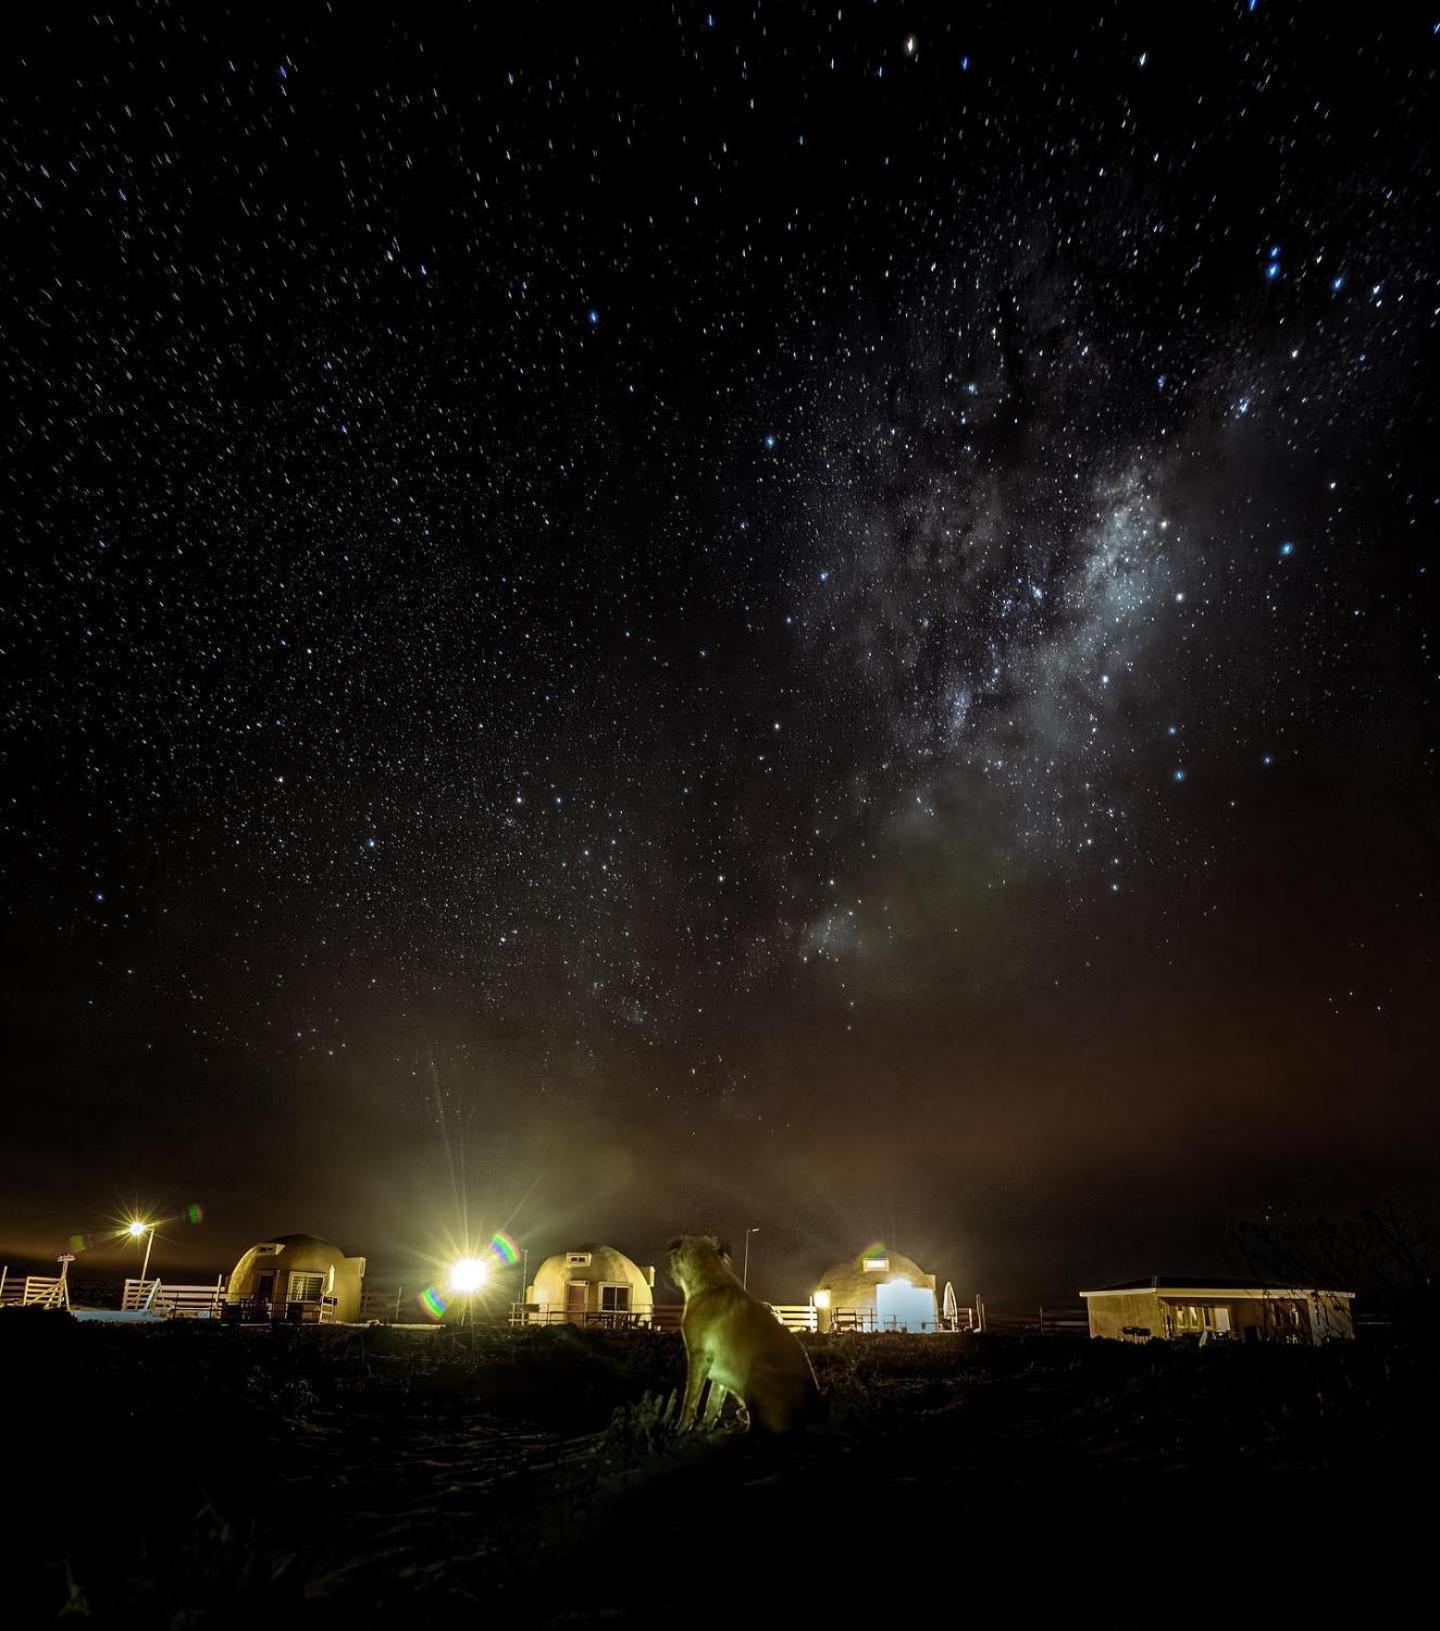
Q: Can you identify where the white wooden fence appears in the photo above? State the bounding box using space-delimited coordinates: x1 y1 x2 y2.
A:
501 1301 980 1336
0 1272 68 1309
786 1304 980 1334
121 1278 226 1318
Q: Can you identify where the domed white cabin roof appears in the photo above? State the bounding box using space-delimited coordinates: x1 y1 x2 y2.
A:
529 1243 655 1308
818 1244 936 1307
231 1232 354 1276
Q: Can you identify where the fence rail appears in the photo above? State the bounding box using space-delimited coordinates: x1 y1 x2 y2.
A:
769 1303 818 1332
979 1307 1089 1337
0 1274 68 1309
508 1303 685 1331
502 1301 984 1336
121 1278 226 1318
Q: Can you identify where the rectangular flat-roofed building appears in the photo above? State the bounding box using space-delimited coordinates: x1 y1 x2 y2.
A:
1079 1275 1355 1344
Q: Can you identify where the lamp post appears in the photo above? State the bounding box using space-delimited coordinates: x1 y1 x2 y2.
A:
742 1227 760 1291
128 1220 157 1286
446 1256 489 1344
57 1253 75 1312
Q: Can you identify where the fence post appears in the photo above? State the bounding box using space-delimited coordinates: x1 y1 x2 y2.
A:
1039 1305 1045 1336
0 1265 7 1304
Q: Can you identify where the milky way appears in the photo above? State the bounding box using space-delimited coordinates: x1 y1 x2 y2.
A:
2 5 1435 1290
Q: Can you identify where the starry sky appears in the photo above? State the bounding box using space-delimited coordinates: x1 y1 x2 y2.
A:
2 3 1436 1304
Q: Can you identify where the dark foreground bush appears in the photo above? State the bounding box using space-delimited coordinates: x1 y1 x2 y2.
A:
1 1313 1432 1626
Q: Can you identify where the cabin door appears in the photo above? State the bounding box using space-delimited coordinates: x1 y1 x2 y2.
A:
565 1281 587 1324
874 1280 937 1332
255 1271 276 1312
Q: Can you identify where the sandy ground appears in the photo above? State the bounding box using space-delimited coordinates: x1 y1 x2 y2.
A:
2 1314 1431 1626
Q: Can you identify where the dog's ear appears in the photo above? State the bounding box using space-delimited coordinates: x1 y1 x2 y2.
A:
714 1238 733 1265
666 1236 684 1254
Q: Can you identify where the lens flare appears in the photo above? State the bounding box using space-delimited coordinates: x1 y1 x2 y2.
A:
183 1202 204 1224
419 1285 448 1320
488 1231 519 1268
448 1257 489 1293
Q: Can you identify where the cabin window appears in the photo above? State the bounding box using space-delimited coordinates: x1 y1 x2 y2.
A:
566 1252 593 1267
600 1284 631 1313
1173 1304 1222 1331
863 1257 890 1273
288 1272 325 1303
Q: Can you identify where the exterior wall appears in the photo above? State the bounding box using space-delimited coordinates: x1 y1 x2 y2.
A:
1213 1297 1271 1342
228 1236 366 1322
1087 1288 1356 1343
1086 1291 1163 1341
818 1250 938 1314
1308 1293 1355 1342
526 1246 655 1322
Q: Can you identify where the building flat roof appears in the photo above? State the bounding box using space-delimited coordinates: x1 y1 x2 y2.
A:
1080 1275 1354 1298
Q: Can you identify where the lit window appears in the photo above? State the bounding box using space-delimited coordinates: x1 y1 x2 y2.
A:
566 1252 592 1267
863 1257 890 1273
600 1285 630 1313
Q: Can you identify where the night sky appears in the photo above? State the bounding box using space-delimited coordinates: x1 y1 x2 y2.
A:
2 4 1436 1304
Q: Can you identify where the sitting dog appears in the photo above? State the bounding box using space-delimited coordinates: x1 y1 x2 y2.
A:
667 1234 821 1433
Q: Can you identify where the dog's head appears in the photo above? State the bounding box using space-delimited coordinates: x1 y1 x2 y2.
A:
666 1234 732 1295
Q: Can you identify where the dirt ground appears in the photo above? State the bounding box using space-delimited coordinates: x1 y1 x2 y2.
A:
2 1313 1431 1627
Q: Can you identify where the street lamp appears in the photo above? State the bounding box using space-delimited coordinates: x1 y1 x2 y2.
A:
127 1219 157 1285
446 1256 489 1343
742 1226 760 1291
447 1257 489 1295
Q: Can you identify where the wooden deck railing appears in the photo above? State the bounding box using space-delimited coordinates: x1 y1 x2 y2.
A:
508 1303 686 1331
121 1278 226 1318
768 1303 819 1332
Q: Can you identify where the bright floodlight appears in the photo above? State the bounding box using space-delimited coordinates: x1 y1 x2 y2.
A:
127 1221 149 1237
448 1257 489 1294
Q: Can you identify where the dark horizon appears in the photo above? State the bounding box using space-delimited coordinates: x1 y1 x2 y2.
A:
2 4 1436 1311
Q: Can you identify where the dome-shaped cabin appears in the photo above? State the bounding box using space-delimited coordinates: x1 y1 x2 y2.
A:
228 1233 366 1323
524 1244 655 1327
816 1244 938 1332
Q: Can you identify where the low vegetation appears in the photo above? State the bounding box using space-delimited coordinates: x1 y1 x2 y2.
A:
2 1312 1431 1624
